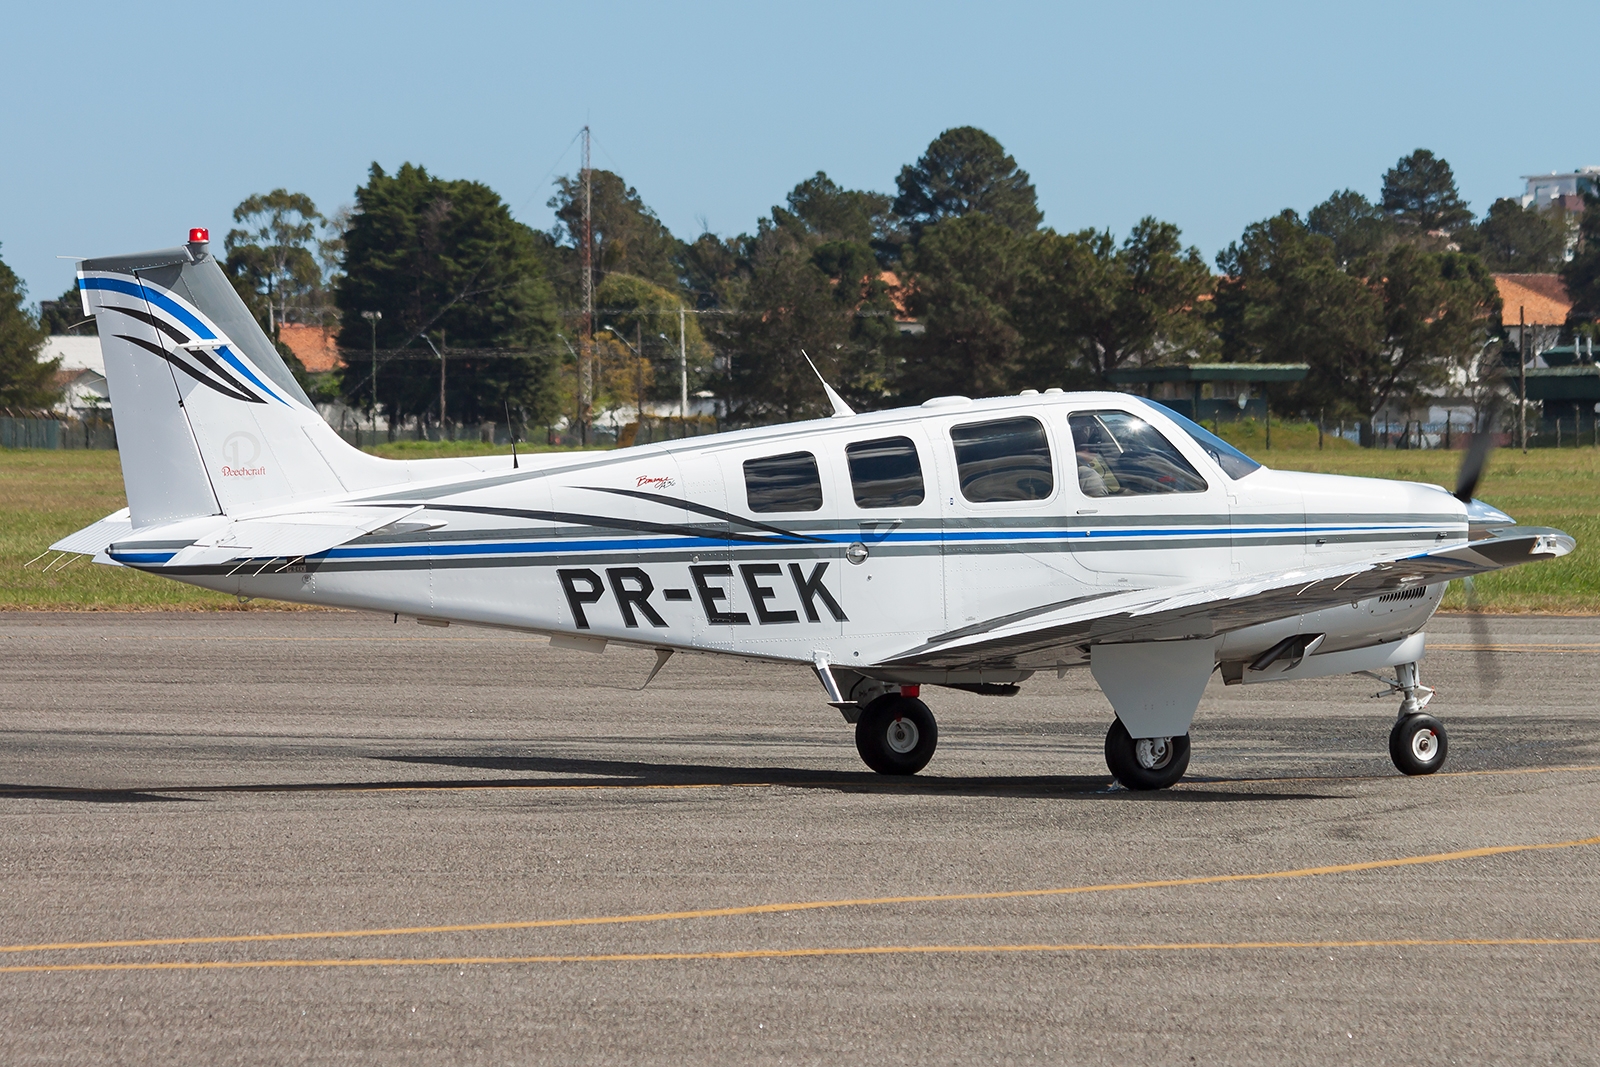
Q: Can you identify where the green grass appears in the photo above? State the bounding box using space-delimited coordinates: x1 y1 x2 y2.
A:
5 433 1596 612
0 450 244 609
1225 422 1600 613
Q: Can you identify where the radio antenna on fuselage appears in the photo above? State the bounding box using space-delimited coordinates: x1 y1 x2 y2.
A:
799 349 855 418
505 400 518 469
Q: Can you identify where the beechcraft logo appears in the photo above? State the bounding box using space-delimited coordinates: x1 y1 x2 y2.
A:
220 432 266 477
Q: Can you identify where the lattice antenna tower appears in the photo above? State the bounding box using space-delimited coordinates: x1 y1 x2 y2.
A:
580 126 593 445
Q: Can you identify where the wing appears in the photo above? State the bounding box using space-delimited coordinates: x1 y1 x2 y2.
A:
881 526 1573 672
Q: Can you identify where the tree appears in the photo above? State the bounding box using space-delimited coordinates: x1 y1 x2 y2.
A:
225 190 328 330
1019 218 1213 387
893 127 1042 246
1560 192 1600 324
38 285 96 335
897 215 1031 400
1307 189 1393 266
1381 149 1473 233
1213 210 1498 431
548 169 682 296
679 230 742 309
1459 197 1567 272
592 273 711 417
774 171 898 255
0 247 58 409
335 162 560 427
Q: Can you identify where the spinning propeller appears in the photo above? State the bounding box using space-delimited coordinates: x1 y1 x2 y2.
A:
1453 404 1502 689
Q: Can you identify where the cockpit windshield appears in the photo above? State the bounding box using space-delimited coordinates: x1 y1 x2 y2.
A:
1138 400 1262 480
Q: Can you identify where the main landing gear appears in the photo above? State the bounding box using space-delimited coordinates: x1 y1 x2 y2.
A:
1104 718 1191 790
855 693 938 775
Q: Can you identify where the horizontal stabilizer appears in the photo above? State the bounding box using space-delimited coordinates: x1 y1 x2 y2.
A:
50 508 132 555
162 506 430 567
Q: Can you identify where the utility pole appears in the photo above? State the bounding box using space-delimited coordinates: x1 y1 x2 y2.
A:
1520 305 1528 452
580 126 593 447
361 310 382 439
679 305 688 437
636 320 645 424
438 329 447 441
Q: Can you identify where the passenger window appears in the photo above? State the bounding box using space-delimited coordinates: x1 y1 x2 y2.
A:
950 417 1054 503
1068 411 1208 497
744 451 823 512
846 436 925 508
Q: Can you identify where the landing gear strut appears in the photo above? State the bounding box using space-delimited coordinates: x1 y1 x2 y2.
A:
1104 718 1190 790
855 694 938 775
1367 661 1449 775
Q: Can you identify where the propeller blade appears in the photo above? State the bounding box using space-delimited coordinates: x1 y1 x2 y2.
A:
1462 576 1501 692
1454 402 1500 503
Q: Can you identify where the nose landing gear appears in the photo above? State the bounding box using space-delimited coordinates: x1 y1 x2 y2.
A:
1364 661 1449 775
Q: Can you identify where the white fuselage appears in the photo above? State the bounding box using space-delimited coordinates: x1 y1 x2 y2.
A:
140 392 1459 680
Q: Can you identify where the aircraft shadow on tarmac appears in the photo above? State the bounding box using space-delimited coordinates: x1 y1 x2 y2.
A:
0 752 1337 804
373 752 1335 802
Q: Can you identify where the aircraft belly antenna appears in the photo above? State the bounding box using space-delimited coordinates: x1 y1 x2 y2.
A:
800 349 855 418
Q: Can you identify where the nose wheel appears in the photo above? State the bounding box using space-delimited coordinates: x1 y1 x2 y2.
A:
1363 662 1451 775
1390 714 1448 775
855 695 938 775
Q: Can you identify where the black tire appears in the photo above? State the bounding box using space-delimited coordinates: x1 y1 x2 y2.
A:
1104 718 1190 790
1389 714 1448 775
855 695 938 775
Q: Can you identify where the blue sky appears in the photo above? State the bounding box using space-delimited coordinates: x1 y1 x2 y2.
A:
2 0 1593 306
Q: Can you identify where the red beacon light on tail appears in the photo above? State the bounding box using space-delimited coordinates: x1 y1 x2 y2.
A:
188 227 209 244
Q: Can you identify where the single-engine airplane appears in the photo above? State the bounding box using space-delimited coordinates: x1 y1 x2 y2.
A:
48 231 1575 788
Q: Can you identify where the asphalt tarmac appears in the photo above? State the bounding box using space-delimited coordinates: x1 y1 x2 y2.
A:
1 609 1597 1066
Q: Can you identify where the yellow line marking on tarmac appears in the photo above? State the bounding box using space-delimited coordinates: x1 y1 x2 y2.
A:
5 835 1596 957
3 937 1598 974
1429 643 1600 652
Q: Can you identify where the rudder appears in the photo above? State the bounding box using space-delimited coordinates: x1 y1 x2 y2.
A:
80 230 395 528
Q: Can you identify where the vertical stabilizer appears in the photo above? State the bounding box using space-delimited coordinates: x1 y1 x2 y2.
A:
80 233 397 528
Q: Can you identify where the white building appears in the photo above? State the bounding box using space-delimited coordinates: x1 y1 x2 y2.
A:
38 335 110 417
1520 168 1600 211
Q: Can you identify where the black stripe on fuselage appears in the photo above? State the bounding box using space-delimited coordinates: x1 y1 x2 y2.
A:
419 503 814 545
578 485 827 542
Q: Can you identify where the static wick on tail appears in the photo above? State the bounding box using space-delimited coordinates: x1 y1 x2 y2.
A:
800 350 855 418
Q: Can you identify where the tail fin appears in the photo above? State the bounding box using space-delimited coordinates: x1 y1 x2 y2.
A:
79 233 395 529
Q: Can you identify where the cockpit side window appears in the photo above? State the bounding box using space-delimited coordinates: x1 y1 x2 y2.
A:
1068 411 1208 497
1138 399 1263 480
846 436 925 508
950 417 1054 503
744 451 823 512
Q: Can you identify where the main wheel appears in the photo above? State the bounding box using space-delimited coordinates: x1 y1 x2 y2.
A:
855 695 937 775
1389 714 1448 775
1104 718 1190 790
